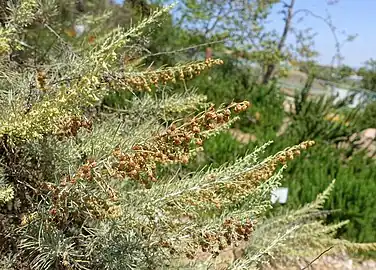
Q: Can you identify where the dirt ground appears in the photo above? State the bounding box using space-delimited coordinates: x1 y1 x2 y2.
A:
178 245 376 270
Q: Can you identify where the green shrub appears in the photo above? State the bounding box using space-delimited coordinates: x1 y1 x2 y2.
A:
282 144 376 243
357 101 376 130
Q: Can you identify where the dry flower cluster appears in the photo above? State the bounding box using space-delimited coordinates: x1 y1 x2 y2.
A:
35 102 251 230
193 218 256 258
35 70 48 92
172 141 316 212
39 168 116 227
156 218 256 260
56 116 93 139
107 58 224 91
110 101 250 185
244 140 316 183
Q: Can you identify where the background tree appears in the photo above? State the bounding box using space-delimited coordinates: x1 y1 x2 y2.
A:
338 65 354 80
166 0 356 84
358 59 376 91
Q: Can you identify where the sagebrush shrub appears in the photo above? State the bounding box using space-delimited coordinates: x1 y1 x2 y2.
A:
0 2 375 269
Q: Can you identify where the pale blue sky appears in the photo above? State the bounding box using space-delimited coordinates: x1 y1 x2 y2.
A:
115 0 375 68
270 0 376 68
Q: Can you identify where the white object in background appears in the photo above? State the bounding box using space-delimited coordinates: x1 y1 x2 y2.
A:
271 187 288 204
74 24 85 37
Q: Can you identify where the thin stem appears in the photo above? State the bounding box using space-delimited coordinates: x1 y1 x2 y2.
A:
301 246 334 270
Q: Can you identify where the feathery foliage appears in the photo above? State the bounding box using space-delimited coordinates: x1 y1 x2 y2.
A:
0 2 374 269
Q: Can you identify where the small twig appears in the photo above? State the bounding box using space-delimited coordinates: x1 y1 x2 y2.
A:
141 39 228 59
50 76 83 85
44 24 77 56
301 246 334 270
